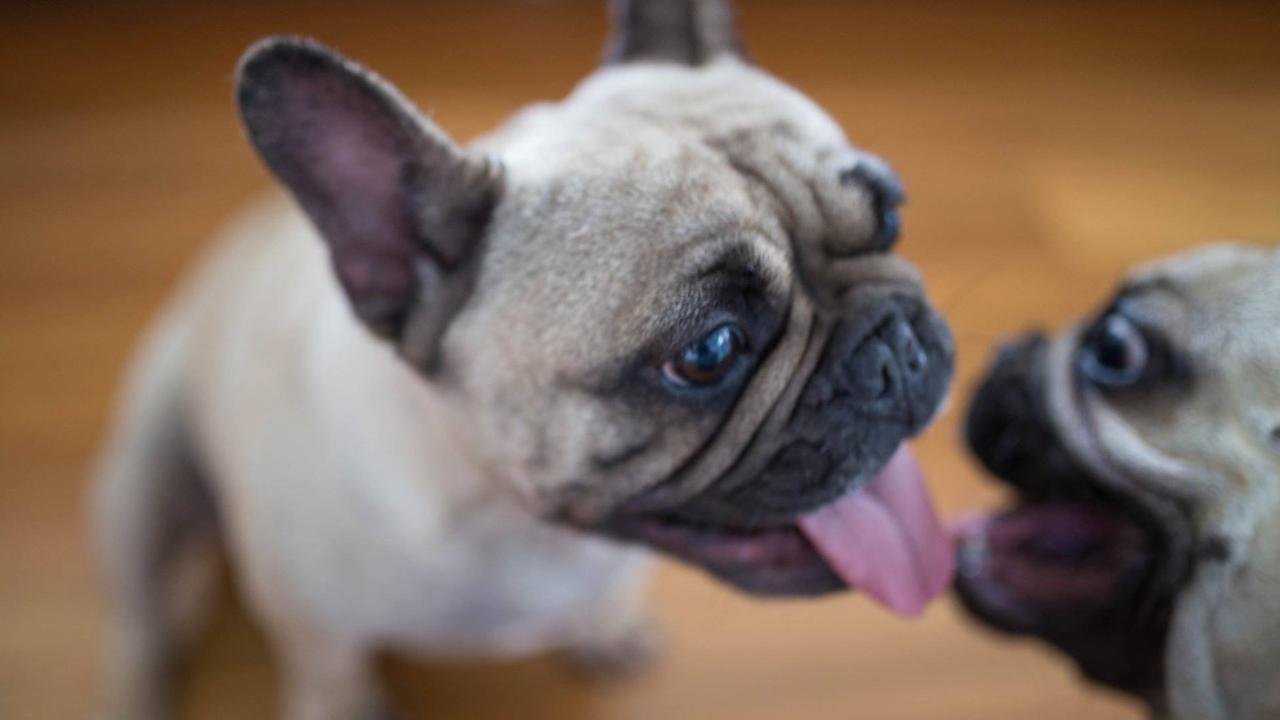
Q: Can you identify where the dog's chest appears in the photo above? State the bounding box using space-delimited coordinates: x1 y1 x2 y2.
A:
220 453 649 656
182 216 652 655
360 517 650 655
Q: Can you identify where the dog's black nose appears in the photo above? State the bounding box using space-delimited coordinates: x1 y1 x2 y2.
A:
890 315 929 378
966 333 1052 481
834 312 943 426
967 333 1101 496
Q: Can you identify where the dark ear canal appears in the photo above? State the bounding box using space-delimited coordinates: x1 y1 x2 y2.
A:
605 0 747 66
235 37 502 370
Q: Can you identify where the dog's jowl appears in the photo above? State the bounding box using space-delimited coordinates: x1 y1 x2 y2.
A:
957 244 1280 720
94 1 954 717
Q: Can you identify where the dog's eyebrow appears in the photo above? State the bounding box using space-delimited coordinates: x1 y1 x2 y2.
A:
691 243 762 280
677 240 782 296
1118 275 1181 302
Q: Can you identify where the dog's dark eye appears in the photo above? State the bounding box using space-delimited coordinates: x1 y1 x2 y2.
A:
664 324 747 387
1080 314 1148 388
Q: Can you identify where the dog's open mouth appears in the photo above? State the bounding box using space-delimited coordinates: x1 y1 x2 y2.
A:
954 496 1155 629
609 446 953 613
953 475 1190 698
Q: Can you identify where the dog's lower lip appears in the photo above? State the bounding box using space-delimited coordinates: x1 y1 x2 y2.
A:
953 482 1188 700
955 501 1152 614
604 513 845 596
621 515 811 566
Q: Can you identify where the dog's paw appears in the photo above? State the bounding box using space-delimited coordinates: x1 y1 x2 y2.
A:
561 618 661 680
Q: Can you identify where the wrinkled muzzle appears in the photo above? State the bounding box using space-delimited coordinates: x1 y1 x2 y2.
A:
672 287 954 526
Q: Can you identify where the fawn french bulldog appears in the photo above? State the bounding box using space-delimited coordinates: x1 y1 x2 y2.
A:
95 1 954 717
958 244 1280 719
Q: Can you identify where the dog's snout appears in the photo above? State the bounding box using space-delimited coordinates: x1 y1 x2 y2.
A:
967 376 1036 478
966 332 1058 484
839 331 895 401
836 314 935 412
676 304 953 525
891 316 928 376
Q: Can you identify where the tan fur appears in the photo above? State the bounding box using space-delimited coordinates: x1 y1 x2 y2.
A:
456 58 915 522
92 12 938 720
1043 244 1280 720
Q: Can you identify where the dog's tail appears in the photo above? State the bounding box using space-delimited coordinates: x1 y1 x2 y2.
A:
604 0 747 66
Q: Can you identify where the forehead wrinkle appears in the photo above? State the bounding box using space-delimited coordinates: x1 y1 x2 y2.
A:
1124 243 1276 314
1107 274 1194 350
1118 274 1186 308
612 231 788 347
1154 273 1273 361
670 229 788 289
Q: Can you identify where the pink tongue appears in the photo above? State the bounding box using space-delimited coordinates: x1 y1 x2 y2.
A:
797 446 954 617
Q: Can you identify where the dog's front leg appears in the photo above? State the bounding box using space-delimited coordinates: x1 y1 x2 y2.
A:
272 623 390 720
561 578 658 678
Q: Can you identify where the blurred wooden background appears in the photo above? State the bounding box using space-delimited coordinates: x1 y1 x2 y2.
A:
3 1 1279 718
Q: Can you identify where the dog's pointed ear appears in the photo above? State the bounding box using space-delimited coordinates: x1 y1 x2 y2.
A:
605 0 747 66
236 37 501 370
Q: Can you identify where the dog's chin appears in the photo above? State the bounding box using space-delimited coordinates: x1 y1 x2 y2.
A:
605 513 845 596
954 468 1190 700
604 444 956 606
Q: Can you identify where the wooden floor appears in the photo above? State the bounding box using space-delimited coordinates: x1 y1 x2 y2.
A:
3 1 1279 717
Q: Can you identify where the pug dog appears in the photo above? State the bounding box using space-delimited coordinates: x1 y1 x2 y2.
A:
956 243 1280 719
94 1 955 717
